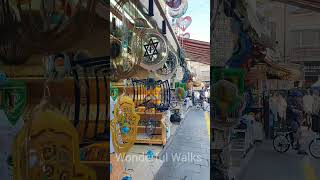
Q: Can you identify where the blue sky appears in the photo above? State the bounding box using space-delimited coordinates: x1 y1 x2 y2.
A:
183 0 210 42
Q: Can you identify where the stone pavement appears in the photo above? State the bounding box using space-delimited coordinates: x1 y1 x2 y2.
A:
240 128 320 180
154 110 210 180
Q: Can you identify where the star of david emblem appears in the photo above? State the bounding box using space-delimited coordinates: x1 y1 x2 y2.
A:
144 38 159 61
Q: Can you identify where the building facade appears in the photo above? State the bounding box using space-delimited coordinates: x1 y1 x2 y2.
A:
269 2 320 85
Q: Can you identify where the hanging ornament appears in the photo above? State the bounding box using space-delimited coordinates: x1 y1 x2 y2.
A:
0 71 8 84
111 96 140 155
111 1 142 80
165 0 182 9
134 29 168 71
176 16 192 31
168 0 188 18
155 49 178 80
179 32 190 39
213 80 245 127
0 0 31 65
44 53 72 80
0 80 27 126
175 87 186 102
212 3 235 67
15 0 96 53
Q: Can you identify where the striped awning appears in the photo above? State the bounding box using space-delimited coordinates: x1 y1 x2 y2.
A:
178 38 210 65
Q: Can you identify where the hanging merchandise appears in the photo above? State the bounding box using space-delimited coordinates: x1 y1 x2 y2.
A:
211 2 234 67
165 0 182 9
111 1 142 80
176 16 192 32
155 49 178 80
132 79 171 112
134 28 168 71
168 0 188 18
0 71 8 84
0 0 31 65
12 81 96 179
175 87 186 102
43 52 72 80
0 80 26 180
111 87 119 101
15 0 96 53
111 95 140 156
71 54 111 147
0 80 27 126
212 80 245 128
179 32 190 39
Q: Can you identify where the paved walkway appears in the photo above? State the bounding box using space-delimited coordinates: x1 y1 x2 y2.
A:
154 110 210 180
241 129 320 180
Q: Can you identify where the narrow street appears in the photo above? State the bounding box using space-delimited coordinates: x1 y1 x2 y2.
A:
241 129 320 180
154 110 210 180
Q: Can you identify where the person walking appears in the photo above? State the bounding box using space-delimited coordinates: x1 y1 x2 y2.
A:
303 89 313 130
286 90 307 155
312 89 320 131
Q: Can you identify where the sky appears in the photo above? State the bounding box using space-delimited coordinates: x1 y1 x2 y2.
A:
183 0 210 42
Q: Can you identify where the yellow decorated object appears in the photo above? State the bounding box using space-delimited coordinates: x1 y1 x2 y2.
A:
111 96 140 156
13 111 96 180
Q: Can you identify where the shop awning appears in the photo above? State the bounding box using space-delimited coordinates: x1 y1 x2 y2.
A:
272 0 320 12
179 38 210 65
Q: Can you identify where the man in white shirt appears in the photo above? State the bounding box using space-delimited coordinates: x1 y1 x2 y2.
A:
277 94 287 128
303 90 313 130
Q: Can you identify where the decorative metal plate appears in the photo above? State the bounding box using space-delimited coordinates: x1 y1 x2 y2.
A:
139 29 168 71
155 49 178 80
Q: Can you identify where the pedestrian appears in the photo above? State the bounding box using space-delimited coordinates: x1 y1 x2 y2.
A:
303 89 313 130
286 89 307 155
312 89 320 131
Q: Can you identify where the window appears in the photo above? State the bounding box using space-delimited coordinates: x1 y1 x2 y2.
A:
290 30 320 48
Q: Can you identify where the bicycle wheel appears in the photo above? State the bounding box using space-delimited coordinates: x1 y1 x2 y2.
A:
273 135 290 153
203 104 210 112
309 138 320 159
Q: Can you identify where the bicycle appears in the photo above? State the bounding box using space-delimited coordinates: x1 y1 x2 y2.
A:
273 128 296 153
195 99 210 111
309 132 320 159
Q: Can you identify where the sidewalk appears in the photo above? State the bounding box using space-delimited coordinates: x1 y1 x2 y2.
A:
154 110 210 180
240 127 320 180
